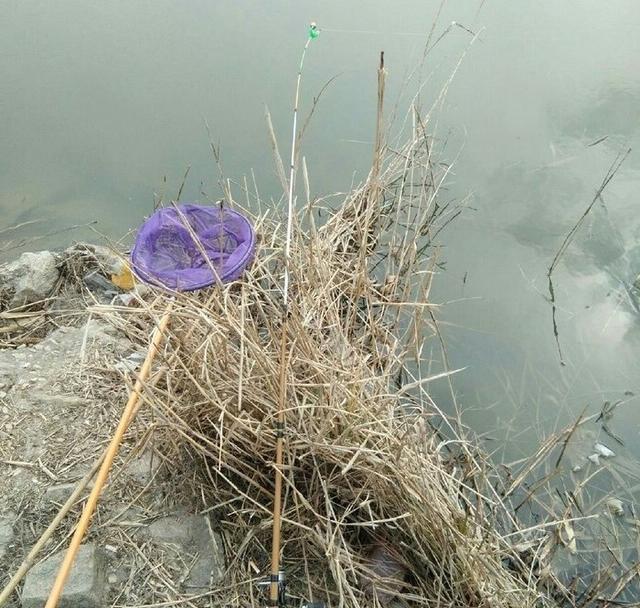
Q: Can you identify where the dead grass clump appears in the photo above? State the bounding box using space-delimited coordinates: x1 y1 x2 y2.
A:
98 116 552 608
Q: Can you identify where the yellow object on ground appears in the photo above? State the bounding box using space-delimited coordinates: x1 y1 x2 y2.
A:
111 265 135 290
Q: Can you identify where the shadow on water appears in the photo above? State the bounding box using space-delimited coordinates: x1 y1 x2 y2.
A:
556 83 640 145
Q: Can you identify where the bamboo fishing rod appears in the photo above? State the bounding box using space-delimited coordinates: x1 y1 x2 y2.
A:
44 303 173 608
268 22 319 607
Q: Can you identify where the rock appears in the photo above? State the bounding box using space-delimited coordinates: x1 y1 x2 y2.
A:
83 271 119 295
22 543 105 608
125 450 161 485
44 482 93 506
147 514 225 590
148 514 200 545
0 251 59 308
0 514 15 559
102 503 146 528
185 550 224 591
182 518 225 591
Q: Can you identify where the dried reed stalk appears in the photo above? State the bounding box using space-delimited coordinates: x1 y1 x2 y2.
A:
90 108 557 607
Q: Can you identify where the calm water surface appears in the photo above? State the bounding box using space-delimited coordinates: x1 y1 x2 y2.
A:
2 1 640 464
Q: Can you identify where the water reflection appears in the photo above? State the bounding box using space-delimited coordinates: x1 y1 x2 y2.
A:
557 84 640 145
485 164 585 254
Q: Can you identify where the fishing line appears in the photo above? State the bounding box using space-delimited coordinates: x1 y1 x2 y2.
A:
321 22 477 39
321 27 428 37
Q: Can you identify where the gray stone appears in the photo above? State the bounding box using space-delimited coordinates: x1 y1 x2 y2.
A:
148 514 198 545
0 251 59 308
44 483 93 506
22 544 105 608
183 536 225 591
147 515 225 589
102 503 146 527
0 514 15 559
124 450 161 485
83 271 118 294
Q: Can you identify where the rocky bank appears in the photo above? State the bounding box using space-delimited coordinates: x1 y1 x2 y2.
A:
0 246 226 608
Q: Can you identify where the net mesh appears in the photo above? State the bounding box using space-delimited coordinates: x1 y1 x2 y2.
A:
131 203 255 291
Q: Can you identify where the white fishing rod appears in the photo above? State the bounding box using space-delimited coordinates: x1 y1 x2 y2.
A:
267 21 319 608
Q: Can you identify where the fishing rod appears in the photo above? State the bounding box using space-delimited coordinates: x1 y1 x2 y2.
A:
263 22 321 608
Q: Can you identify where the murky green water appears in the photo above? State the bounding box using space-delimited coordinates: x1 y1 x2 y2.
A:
2 2 640 459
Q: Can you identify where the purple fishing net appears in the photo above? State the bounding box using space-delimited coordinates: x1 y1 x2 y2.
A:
131 204 255 291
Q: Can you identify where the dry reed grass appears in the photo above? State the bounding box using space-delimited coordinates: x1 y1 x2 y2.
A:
87 108 565 608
